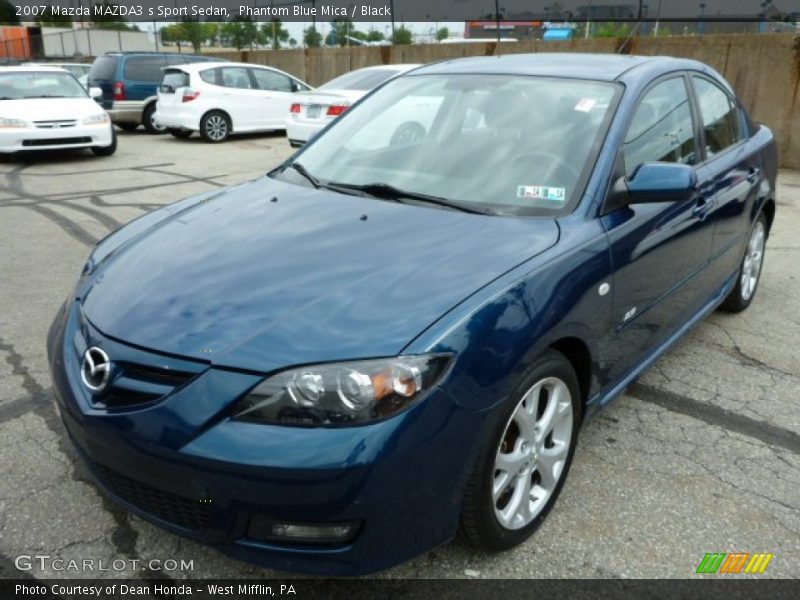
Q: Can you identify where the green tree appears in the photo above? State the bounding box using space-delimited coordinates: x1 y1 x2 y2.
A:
366 29 385 42
91 1 139 30
288 37 297 48
221 16 258 50
178 18 217 53
592 22 632 38
260 19 290 50
392 25 413 45
326 17 356 46
0 0 21 24
36 6 72 27
303 26 322 48
436 26 449 41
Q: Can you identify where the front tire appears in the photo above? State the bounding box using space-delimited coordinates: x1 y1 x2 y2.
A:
200 111 231 143
720 213 767 313
460 350 581 551
91 127 117 157
142 103 166 134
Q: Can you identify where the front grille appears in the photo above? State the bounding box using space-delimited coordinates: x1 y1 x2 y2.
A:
91 461 212 532
23 137 91 147
34 119 77 129
93 362 197 410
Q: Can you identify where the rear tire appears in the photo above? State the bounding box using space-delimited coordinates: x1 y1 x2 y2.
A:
168 128 193 139
460 350 581 551
91 127 117 157
116 122 138 132
720 213 767 313
142 103 166 134
200 111 231 143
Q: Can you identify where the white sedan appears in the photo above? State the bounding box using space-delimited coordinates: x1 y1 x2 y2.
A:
154 61 312 143
285 64 421 147
0 66 115 156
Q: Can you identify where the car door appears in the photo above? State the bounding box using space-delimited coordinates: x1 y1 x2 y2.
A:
218 66 262 130
600 74 715 380
249 68 295 129
689 74 762 282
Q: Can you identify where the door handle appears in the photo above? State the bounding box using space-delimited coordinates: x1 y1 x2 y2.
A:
747 166 760 184
692 197 714 219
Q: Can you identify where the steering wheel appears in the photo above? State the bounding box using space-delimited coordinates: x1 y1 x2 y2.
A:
510 150 581 183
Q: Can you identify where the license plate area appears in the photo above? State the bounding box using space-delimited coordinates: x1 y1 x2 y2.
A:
306 104 321 119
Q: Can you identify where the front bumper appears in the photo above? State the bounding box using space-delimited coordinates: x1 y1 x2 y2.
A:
0 123 112 153
47 299 483 575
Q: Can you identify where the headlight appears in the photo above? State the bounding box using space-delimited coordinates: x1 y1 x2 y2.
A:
232 354 452 426
82 113 110 125
0 118 29 128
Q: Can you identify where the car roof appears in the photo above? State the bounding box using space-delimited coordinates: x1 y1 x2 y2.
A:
412 53 711 82
177 61 284 72
0 65 68 73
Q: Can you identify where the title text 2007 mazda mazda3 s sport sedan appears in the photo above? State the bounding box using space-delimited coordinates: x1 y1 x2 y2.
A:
48 54 777 575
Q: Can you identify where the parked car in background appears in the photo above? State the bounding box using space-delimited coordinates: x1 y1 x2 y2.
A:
286 64 420 147
25 62 92 88
153 61 312 143
87 52 221 133
0 66 115 156
47 54 777 574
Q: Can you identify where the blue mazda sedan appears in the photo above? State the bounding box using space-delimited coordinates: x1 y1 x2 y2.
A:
48 54 777 575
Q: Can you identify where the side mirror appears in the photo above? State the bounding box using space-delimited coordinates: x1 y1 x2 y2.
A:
626 162 697 203
89 86 103 100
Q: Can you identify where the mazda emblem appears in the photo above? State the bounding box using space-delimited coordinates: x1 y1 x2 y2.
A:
80 347 111 392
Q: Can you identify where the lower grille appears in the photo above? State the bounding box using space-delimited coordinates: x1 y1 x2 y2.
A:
91 461 212 532
23 137 91 147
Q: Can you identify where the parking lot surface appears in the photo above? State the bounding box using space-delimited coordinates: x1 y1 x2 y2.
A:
1 131 798 579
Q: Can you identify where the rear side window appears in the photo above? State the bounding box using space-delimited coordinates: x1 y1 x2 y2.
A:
221 67 252 89
199 68 219 85
251 68 292 92
692 77 743 158
123 56 167 81
89 56 117 80
623 77 697 179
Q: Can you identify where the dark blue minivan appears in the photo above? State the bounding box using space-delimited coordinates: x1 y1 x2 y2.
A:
87 52 221 133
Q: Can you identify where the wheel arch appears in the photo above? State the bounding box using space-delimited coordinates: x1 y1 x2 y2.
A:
549 337 592 408
762 197 775 235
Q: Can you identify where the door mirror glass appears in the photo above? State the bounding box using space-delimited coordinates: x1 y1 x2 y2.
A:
627 162 697 203
89 86 103 100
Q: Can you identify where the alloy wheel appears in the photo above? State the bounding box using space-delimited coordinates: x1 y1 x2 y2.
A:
741 220 766 302
492 377 574 530
205 115 228 141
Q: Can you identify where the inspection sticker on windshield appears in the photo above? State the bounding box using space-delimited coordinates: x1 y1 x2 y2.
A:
574 98 597 113
517 185 566 203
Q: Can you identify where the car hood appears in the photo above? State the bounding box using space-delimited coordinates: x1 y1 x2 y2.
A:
81 177 559 372
2 97 104 121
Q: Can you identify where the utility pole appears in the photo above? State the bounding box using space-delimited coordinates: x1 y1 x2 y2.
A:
495 0 501 42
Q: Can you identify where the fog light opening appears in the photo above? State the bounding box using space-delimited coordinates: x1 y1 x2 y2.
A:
248 516 360 546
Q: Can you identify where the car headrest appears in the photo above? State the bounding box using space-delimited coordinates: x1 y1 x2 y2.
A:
483 88 530 130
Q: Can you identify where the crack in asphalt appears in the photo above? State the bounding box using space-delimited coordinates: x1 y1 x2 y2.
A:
627 382 800 455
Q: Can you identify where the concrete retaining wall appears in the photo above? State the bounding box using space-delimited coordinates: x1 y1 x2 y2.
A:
210 34 800 169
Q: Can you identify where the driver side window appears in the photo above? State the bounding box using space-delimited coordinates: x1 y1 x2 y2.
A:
623 77 697 179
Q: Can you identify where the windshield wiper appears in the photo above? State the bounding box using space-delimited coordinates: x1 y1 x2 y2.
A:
327 182 494 215
285 162 321 189
25 94 69 99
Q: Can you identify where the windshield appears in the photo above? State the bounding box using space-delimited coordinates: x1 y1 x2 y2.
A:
319 68 399 91
88 56 117 81
0 71 87 99
284 74 619 217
